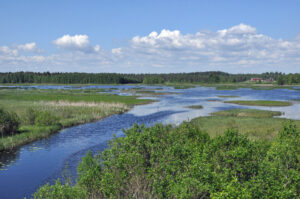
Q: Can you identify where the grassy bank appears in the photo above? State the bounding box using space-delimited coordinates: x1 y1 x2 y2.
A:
190 110 300 140
0 89 153 151
211 108 282 118
225 100 292 106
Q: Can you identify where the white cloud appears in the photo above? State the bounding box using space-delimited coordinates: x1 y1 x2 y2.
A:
127 24 300 72
53 34 100 53
94 45 100 52
219 23 257 35
17 42 37 52
0 46 18 56
54 34 89 49
1 24 300 73
112 48 122 54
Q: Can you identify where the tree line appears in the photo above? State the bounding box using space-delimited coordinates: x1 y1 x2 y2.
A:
0 71 300 84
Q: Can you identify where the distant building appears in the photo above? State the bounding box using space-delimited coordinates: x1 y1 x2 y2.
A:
250 78 263 82
250 78 274 83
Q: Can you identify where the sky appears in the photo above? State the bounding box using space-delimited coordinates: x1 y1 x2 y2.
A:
0 0 300 74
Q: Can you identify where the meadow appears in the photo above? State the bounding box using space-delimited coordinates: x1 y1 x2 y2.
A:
0 88 152 151
192 109 300 140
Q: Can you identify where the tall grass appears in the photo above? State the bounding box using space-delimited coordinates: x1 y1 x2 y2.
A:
225 100 292 106
190 115 300 140
0 89 152 151
211 109 282 118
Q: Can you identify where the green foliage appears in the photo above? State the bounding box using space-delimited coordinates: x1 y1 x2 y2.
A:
25 108 38 125
185 105 203 109
77 151 102 198
2 71 299 85
277 75 285 85
0 108 20 137
143 76 164 84
34 111 59 126
33 180 85 199
33 121 300 198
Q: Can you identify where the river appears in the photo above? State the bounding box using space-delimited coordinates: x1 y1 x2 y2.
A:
0 85 300 199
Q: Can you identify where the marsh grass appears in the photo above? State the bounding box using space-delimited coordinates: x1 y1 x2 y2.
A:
190 116 300 140
185 105 203 109
225 100 292 106
0 89 152 106
0 89 152 151
211 109 282 118
0 125 61 151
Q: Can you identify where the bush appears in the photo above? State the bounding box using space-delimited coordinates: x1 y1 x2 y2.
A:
25 108 38 125
0 108 20 137
35 111 59 126
34 122 300 198
33 180 85 199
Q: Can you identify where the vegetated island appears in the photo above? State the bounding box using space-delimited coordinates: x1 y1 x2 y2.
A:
0 88 153 151
217 95 239 98
185 105 203 109
33 110 300 198
224 100 292 106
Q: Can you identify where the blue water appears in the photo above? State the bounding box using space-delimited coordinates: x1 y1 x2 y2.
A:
0 85 300 199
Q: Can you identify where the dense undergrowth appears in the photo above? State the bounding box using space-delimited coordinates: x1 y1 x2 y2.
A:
33 120 300 199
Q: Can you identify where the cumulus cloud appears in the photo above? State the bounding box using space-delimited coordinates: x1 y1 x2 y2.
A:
17 42 38 52
111 48 122 54
1 24 300 73
53 34 100 53
0 46 18 56
0 43 47 71
128 23 300 72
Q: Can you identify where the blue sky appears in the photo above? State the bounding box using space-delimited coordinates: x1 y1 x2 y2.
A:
0 0 300 73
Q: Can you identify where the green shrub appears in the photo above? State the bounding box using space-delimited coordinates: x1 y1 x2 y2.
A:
33 122 300 198
33 180 85 199
25 108 38 125
0 108 20 137
34 111 59 126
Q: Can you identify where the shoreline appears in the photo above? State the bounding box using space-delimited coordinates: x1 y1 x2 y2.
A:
0 108 131 152
1 82 300 91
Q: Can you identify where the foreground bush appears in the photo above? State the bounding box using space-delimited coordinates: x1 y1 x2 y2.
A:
0 108 20 137
34 121 300 199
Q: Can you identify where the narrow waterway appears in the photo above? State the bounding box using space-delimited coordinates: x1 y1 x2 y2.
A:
0 86 300 199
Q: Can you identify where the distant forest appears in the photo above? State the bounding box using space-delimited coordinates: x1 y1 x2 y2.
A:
0 71 300 85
